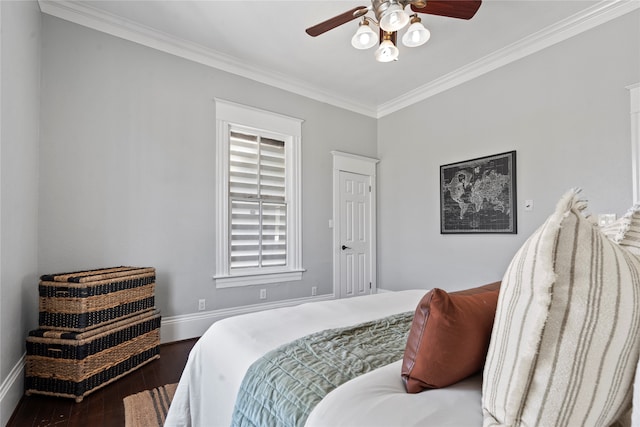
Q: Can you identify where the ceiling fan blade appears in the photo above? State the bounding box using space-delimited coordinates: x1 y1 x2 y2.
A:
410 0 482 20
305 6 369 37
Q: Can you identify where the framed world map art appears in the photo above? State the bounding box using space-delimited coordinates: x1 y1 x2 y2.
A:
440 151 517 234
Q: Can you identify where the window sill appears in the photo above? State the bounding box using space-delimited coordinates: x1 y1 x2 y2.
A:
213 269 305 288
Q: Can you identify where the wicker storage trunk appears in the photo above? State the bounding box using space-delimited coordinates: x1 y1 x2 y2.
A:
25 309 161 402
38 266 156 331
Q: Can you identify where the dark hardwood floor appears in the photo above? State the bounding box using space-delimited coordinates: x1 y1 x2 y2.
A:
7 338 197 427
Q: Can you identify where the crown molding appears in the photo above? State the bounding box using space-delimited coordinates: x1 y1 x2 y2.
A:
37 0 378 118
39 0 638 119
377 0 640 117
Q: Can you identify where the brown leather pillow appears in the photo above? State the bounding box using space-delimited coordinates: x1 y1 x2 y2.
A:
401 281 501 393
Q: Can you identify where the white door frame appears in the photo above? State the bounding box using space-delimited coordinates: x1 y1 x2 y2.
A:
331 151 379 298
629 83 640 204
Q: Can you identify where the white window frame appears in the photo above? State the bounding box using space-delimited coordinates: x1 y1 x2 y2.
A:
214 98 304 288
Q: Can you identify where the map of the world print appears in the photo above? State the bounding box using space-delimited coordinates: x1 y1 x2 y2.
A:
440 151 517 234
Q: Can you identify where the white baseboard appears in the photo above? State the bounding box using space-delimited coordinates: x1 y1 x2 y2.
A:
160 293 335 343
1 354 25 426
376 288 394 293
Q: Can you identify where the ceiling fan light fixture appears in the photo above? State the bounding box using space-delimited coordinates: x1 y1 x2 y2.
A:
379 2 410 32
305 0 483 63
351 19 378 49
375 33 399 62
401 15 430 47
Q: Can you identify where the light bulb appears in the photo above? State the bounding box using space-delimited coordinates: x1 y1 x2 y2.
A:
402 20 430 47
379 3 409 32
351 21 378 50
375 39 399 62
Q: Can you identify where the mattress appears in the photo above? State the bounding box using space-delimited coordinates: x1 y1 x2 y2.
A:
164 290 483 426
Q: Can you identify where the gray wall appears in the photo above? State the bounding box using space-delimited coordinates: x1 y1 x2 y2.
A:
1 4 638 421
377 10 640 292
38 15 378 319
0 1 41 424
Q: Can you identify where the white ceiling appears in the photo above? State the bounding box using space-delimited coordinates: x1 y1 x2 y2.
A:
38 0 639 117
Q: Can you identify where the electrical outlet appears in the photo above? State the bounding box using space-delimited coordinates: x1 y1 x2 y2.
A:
524 200 534 211
311 286 317 296
198 299 206 311
259 289 267 300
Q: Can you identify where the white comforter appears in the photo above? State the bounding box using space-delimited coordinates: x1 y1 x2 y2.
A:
164 290 483 427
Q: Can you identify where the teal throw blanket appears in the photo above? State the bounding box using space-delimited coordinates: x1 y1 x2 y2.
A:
230 311 414 427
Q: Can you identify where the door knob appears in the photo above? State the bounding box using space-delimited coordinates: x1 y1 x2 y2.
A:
341 245 351 250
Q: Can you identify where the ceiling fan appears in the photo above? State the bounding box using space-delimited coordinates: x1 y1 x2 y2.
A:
305 0 482 62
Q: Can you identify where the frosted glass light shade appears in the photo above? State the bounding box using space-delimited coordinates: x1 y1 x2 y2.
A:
351 22 378 49
379 4 409 32
402 21 430 47
375 39 399 62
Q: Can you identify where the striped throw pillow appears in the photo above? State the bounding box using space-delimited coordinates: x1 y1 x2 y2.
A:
600 205 640 256
482 189 640 427
633 355 640 425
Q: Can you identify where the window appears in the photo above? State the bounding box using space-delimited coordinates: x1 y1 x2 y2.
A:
214 99 303 288
229 131 287 269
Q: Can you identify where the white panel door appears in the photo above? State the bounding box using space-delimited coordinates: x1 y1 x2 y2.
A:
339 171 371 298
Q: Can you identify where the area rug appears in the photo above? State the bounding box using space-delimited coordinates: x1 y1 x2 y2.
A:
123 383 177 427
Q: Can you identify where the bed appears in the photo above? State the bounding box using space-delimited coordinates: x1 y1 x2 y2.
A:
166 189 640 427
164 289 484 427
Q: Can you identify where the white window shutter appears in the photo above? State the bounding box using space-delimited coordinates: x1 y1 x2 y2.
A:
229 132 287 269
214 98 304 288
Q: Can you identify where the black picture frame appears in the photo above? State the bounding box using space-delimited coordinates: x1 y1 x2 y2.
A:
440 151 517 234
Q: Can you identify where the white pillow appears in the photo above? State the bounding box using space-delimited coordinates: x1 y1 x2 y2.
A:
482 189 640 426
600 205 640 256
